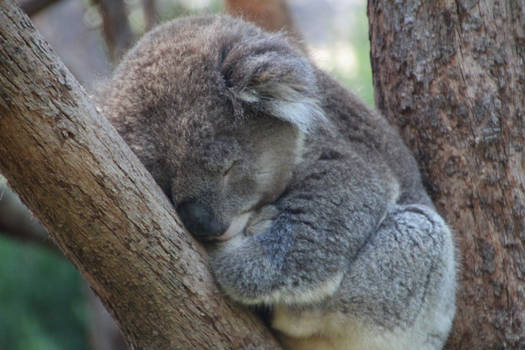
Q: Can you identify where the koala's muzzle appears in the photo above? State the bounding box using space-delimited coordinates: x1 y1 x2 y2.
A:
176 200 225 240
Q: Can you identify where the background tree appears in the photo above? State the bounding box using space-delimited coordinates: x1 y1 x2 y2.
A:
91 0 134 62
224 0 304 49
368 0 525 348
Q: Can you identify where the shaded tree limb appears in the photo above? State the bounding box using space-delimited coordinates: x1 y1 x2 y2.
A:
0 2 280 349
18 0 60 16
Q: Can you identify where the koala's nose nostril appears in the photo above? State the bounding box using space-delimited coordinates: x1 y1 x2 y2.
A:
176 200 225 240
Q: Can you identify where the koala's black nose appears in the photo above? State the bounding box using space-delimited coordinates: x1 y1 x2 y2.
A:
176 200 225 240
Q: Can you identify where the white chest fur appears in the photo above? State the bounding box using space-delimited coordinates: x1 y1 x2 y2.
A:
271 304 446 350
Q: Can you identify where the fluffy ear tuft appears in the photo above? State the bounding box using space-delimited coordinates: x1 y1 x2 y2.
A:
237 80 326 134
220 31 327 133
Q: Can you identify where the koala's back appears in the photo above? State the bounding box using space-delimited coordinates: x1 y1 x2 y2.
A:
312 71 431 207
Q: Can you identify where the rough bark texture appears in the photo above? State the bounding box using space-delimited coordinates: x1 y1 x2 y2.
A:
368 0 525 349
0 2 281 349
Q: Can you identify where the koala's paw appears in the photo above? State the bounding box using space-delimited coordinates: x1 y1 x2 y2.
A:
218 205 279 241
245 205 279 237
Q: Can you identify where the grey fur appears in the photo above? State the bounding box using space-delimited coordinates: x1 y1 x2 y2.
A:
100 15 456 350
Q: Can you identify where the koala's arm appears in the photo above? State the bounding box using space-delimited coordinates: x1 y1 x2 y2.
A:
271 203 455 349
341 204 456 338
209 150 399 305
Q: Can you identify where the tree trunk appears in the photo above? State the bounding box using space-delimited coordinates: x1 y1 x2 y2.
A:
368 0 525 349
0 2 281 349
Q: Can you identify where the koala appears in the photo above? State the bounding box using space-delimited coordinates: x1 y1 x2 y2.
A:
100 15 456 350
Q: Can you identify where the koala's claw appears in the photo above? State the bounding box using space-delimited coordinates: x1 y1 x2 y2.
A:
245 205 279 237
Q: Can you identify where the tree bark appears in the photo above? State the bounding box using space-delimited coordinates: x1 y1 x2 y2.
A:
368 0 525 349
0 2 281 349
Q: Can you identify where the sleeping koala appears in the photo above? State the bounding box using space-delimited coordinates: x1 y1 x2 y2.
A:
100 15 456 350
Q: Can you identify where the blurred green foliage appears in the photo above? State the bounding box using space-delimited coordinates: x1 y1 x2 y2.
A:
0 236 88 350
340 10 374 107
323 8 374 107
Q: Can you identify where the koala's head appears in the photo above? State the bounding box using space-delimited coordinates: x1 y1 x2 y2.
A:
103 15 325 241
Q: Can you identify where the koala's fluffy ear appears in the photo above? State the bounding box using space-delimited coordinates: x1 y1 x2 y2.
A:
220 33 326 133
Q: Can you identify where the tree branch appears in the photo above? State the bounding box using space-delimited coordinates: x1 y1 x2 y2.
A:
18 0 61 16
0 2 280 349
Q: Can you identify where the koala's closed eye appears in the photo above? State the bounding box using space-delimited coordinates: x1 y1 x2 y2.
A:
223 160 240 177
